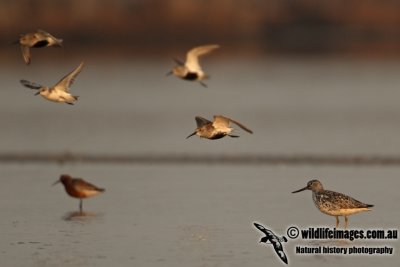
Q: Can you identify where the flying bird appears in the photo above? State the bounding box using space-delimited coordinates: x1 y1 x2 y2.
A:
53 174 105 214
17 29 63 65
167 44 219 87
254 223 288 265
20 62 84 105
187 115 253 140
292 179 373 228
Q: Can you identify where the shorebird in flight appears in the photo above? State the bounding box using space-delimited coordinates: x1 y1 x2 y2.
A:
17 29 63 65
20 62 84 105
292 179 373 228
167 44 219 87
53 174 105 214
254 223 288 265
187 115 253 140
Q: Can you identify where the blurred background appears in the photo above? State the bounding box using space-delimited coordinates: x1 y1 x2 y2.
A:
1 0 400 57
1 0 400 158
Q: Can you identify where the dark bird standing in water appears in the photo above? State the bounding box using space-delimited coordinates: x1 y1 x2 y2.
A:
53 174 105 214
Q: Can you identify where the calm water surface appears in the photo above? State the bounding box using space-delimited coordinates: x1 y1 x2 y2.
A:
0 164 399 266
0 58 399 266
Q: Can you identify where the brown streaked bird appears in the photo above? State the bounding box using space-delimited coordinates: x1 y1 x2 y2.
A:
167 44 220 87
53 174 105 213
20 62 83 105
292 179 373 229
187 115 253 140
18 29 63 65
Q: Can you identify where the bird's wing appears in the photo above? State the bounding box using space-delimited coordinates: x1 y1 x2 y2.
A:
213 115 231 128
36 29 62 45
272 241 289 264
324 190 372 209
253 223 273 236
37 29 49 34
185 44 219 72
54 62 84 92
20 79 43 89
195 116 212 127
254 223 288 264
229 118 253 134
36 29 52 37
74 178 105 192
20 45 31 65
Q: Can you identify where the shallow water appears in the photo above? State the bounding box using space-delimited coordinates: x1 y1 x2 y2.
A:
1 58 400 266
0 164 399 266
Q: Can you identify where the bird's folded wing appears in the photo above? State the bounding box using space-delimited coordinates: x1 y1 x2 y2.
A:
74 178 104 192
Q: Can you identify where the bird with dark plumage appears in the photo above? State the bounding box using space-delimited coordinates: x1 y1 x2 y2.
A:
254 223 288 265
187 115 253 140
167 44 219 87
17 29 63 65
292 179 373 228
53 174 105 214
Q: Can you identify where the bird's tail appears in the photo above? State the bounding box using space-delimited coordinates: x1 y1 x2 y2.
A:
73 95 79 101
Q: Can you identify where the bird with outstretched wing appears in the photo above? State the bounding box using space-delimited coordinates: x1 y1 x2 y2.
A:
254 222 288 264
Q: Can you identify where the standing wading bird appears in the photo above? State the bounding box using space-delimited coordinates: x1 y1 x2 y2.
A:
53 174 105 214
167 44 220 87
187 115 253 140
292 179 373 229
254 223 288 265
20 62 84 105
17 29 63 65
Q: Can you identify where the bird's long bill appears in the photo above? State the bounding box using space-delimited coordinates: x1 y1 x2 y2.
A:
166 70 173 76
52 180 60 186
186 131 197 139
292 186 308 193
34 91 40 96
